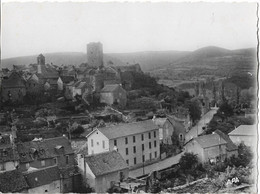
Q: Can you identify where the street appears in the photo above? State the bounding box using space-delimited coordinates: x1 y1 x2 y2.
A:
129 152 184 178
185 107 218 143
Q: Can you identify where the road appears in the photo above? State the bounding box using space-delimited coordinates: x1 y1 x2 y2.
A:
185 107 218 143
129 152 184 178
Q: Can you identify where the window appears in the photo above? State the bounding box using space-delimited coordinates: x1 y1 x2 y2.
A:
149 132 151 139
154 131 156 138
41 160 45 167
142 144 144 151
179 134 183 142
126 148 128 155
133 136 136 143
141 134 144 141
155 152 157 158
125 137 128 144
133 146 136 153
150 153 152 160
134 157 136 165
102 140 105 149
154 141 157 147
126 160 129 165
97 141 99 145
114 140 117 146
66 155 69 164
91 139 93 147
149 142 151 149
54 158 57 164
0 164 5 171
142 155 145 162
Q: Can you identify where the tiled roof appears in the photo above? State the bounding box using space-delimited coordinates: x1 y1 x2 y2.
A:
1 71 26 88
94 120 158 139
195 133 227 148
228 125 257 136
85 151 128 177
23 166 60 189
17 136 74 163
101 84 120 93
0 170 29 193
214 130 238 151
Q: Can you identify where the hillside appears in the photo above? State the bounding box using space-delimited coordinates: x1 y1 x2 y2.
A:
149 46 257 86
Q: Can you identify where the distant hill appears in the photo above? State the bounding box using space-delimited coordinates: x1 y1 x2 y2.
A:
1 46 256 78
149 46 257 82
1 50 189 71
1 52 125 69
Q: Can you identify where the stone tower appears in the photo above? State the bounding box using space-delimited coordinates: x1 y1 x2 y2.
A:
87 42 103 68
37 54 45 74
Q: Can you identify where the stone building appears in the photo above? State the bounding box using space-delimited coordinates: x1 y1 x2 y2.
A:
79 150 129 193
85 120 160 168
100 84 127 107
1 71 26 103
87 42 103 68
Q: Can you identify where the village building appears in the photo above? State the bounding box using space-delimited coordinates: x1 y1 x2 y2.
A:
185 133 228 163
23 165 61 193
0 169 29 193
78 150 129 193
27 54 63 92
16 136 78 192
0 134 19 172
213 130 238 158
1 71 26 103
172 107 192 131
100 84 127 107
86 120 160 167
153 116 186 146
228 124 257 149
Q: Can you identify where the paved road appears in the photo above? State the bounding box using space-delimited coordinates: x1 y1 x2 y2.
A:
185 107 218 143
129 152 184 178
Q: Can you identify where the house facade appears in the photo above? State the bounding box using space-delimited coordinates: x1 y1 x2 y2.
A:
1 71 26 103
100 84 127 107
86 120 160 168
185 133 228 163
79 150 129 193
153 116 186 146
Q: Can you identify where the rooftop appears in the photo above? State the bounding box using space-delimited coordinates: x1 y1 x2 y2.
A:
194 133 227 148
0 170 28 193
88 120 158 139
23 165 60 189
17 136 74 163
214 130 238 151
85 150 128 177
228 124 257 136
101 84 120 93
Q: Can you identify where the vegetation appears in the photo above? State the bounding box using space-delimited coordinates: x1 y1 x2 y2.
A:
185 99 202 123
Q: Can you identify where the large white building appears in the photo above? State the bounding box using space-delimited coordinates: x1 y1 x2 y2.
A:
85 120 160 167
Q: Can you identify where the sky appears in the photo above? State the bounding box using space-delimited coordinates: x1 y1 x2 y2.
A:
1 2 258 59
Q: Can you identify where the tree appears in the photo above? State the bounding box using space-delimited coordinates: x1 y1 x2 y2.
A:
219 101 233 117
186 99 202 123
179 152 199 174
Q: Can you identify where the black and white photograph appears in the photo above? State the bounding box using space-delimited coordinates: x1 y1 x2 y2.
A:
0 1 258 193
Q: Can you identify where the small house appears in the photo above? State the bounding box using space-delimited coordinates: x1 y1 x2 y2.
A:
100 84 127 107
185 133 227 163
83 150 129 193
